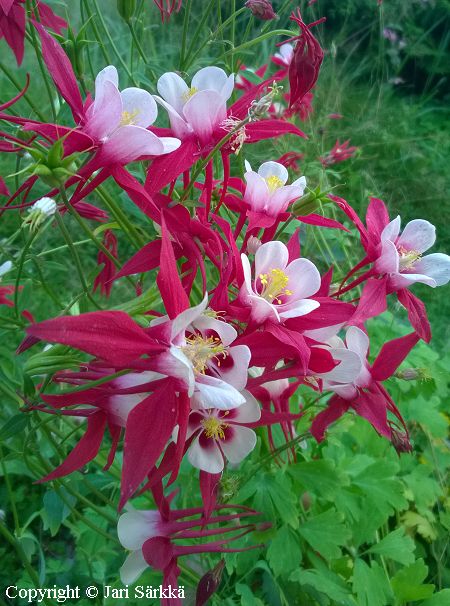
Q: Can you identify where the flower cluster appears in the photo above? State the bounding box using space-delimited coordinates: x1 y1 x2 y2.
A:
1 6 449 603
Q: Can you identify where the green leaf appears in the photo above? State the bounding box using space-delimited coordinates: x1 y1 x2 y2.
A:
367 528 415 565
267 526 302 577
391 559 435 603
41 489 75 536
0 414 28 441
236 584 265 606
291 568 355 606
288 459 349 500
352 559 393 606
420 589 450 606
352 461 408 517
298 509 351 561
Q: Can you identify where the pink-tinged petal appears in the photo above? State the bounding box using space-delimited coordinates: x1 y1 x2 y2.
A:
229 391 261 423
120 383 178 508
192 66 234 101
320 348 362 383
414 253 450 286
389 272 436 289
217 345 251 391
0 0 15 14
397 219 436 253
380 216 401 243
85 80 122 140
270 184 304 214
255 241 289 277
117 510 161 550
371 332 419 382
291 175 307 189
397 289 431 343
250 295 280 323
375 240 399 274
221 426 257 464
36 2 67 33
284 258 321 299
93 66 119 107
188 435 224 473
100 125 167 164
108 393 146 427
38 412 107 482
349 277 387 326
157 72 189 115
345 326 369 361
170 294 209 340
120 550 148 585
304 324 343 342
258 161 288 184
298 214 349 231
35 23 84 121
279 299 320 320
244 171 270 212
366 197 390 242
155 347 194 395
157 214 191 320
183 90 226 143
120 87 158 127
114 240 161 280
153 95 192 139
330 384 358 400
26 312 161 365
192 315 237 346
194 375 246 410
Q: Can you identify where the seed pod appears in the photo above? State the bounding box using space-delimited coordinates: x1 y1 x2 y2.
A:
117 0 136 23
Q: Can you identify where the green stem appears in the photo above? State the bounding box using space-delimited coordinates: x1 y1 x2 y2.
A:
14 229 39 318
219 29 295 59
0 445 21 535
127 21 156 80
82 0 110 65
96 185 146 248
179 0 192 70
0 61 47 121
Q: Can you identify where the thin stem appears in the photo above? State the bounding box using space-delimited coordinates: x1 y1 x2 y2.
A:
0 445 21 535
0 62 47 121
179 0 192 70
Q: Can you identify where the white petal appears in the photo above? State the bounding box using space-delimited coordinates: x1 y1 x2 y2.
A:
156 347 195 396
85 80 122 140
221 426 257 464
328 383 358 400
194 375 246 410
191 314 237 346
304 324 343 342
120 550 148 585
216 345 251 391
244 159 252 172
413 253 450 286
390 272 436 289
231 390 261 422
157 72 189 115
269 185 304 214
159 137 182 153
381 216 401 243
171 294 209 341
187 435 224 473
241 253 253 293
345 326 369 361
284 258 321 299
191 66 231 98
0 261 12 278
397 219 436 253
100 125 166 163
291 176 307 190
318 348 362 383
117 510 161 550
120 88 158 127
250 295 280 323
254 241 289 277
375 239 400 274
94 66 119 107
153 95 192 139
183 90 226 143
258 161 288 185
279 298 320 319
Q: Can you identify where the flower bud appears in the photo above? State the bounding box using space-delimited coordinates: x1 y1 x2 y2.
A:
291 186 332 216
395 367 432 382
117 0 136 23
245 0 277 20
247 236 262 255
196 559 225 606
23 197 57 231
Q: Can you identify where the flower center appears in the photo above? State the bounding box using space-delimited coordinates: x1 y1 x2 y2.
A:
120 109 140 126
201 416 228 440
258 268 293 304
398 246 422 270
265 175 284 193
182 86 198 102
181 334 227 374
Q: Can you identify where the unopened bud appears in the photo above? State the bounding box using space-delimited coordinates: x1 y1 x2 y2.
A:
117 0 136 23
23 197 57 230
248 82 283 119
395 367 432 381
196 559 225 606
247 236 262 254
245 0 277 20
292 186 332 217
391 428 413 454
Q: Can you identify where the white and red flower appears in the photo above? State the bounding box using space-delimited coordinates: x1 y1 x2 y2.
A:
240 241 321 323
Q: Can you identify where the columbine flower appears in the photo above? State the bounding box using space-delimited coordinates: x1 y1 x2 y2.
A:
84 65 180 163
154 67 234 144
320 139 358 165
240 241 321 323
152 295 251 409
273 43 294 66
244 160 306 223
182 392 261 474
24 197 57 230
374 218 450 289
245 0 277 20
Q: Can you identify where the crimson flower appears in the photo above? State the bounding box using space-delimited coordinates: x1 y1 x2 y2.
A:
320 139 358 166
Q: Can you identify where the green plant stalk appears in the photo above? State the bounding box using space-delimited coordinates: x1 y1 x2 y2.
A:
0 61 47 121
14 228 39 318
127 21 156 81
179 0 192 70
0 445 21 536
55 212 102 310
219 29 295 59
82 0 111 65
95 185 147 248
0 523 50 605
181 0 216 72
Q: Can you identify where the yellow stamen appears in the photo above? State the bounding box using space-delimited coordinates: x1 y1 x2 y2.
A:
265 174 284 193
181 334 227 374
398 246 422 270
182 86 198 101
201 416 228 440
258 268 292 304
120 108 140 126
